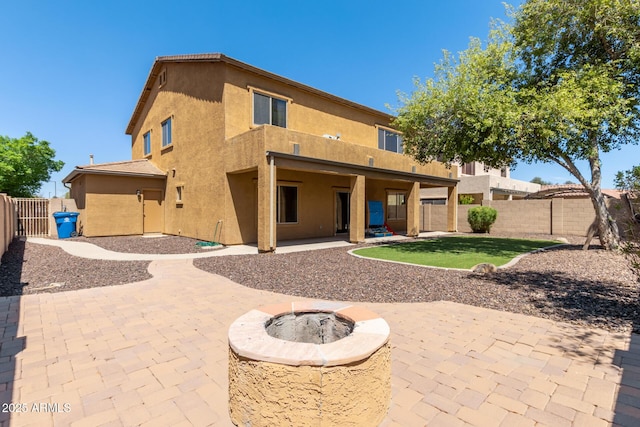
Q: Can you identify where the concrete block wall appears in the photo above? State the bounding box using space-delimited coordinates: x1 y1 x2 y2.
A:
456 205 475 233
421 197 603 237
483 199 552 234
420 205 449 231
552 198 595 236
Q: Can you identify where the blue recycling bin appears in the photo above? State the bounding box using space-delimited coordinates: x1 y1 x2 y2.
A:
53 212 79 239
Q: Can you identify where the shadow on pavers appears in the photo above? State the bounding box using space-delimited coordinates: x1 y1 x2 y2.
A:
613 309 640 425
0 238 28 426
476 249 640 426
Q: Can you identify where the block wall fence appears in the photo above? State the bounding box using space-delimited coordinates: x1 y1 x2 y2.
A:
0 194 16 259
421 198 627 237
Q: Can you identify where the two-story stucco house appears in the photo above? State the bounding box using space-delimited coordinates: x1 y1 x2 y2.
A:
421 161 541 204
63 54 458 252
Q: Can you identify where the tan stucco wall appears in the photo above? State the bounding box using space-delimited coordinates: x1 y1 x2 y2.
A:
72 175 164 237
223 64 394 148
228 342 391 427
223 168 422 244
226 125 453 178
48 198 78 238
365 178 413 233
275 169 352 241
69 175 87 235
119 60 457 246
129 62 227 242
224 123 455 247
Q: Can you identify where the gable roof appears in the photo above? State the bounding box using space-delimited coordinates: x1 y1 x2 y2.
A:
125 53 394 135
62 159 166 183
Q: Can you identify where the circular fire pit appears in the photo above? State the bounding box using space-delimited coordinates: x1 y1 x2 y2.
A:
228 301 391 427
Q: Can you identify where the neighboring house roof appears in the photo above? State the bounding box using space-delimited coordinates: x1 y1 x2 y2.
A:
525 184 622 199
126 53 394 135
62 159 166 183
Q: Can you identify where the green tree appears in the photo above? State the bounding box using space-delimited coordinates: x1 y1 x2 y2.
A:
459 194 476 205
530 177 551 185
615 165 640 192
615 165 640 280
0 132 64 197
394 0 640 250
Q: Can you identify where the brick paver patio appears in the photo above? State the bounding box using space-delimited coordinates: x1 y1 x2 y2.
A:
1 258 638 426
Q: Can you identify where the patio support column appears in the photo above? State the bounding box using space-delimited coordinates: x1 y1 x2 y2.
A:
406 181 420 237
349 175 365 243
447 185 458 232
257 155 277 252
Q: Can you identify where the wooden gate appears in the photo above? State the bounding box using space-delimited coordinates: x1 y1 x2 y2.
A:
15 198 49 237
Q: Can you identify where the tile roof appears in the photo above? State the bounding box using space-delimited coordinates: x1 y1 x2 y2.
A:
62 159 166 183
526 184 622 199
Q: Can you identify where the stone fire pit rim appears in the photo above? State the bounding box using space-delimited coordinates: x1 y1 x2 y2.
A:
228 301 390 367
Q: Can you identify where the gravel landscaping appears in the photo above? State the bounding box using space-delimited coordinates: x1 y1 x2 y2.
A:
0 233 638 334
67 235 206 254
195 233 640 334
0 238 152 296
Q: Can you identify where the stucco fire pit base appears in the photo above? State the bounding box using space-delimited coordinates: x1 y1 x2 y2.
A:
228 301 391 427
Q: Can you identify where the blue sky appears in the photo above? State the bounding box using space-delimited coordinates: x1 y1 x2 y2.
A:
1 0 637 198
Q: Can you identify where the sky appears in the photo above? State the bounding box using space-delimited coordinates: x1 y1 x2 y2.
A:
1 0 637 198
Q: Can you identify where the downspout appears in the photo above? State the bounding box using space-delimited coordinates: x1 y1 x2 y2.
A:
269 155 275 250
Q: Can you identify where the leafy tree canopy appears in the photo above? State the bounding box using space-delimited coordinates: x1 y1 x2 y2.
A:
530 177 576 185
615 165 640 192
394 0 640 249
531 177 552 185
0 132 64 197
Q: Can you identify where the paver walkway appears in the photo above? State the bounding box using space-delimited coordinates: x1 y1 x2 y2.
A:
1 254 639 425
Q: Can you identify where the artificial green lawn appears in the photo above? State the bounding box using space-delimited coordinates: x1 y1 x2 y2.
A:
352 236 560 269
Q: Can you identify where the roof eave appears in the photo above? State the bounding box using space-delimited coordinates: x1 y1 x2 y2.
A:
125 53 395 136
62 168 167 184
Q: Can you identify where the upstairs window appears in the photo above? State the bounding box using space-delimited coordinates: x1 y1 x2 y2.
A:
143 131 151 156
461 162 475 175
378 128 403 153
253 92 287 128
159 68 167 87
162 118 172 147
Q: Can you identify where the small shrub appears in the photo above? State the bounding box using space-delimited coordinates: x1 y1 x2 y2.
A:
459 195 475 205
468 206 498 233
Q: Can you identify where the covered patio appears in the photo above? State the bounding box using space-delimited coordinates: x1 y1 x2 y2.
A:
224 125 458 252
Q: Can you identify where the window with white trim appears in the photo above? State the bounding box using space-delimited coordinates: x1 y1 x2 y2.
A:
378 128 403 153
176 186 183 202
143 131 151 156
162 118 172 147
276 185 298 223
254 92 287 128
387 191 406 220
